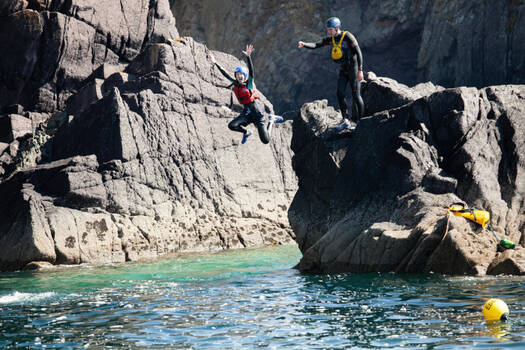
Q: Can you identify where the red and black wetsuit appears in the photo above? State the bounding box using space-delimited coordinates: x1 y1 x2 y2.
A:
303 31 365 122
214 56 271 144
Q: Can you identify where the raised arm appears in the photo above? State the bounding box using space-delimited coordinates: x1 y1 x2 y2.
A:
242 44 255 80
246 55 254 80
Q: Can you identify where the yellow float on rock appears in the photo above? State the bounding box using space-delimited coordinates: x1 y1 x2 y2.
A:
447 203 490 228
443 202 516 249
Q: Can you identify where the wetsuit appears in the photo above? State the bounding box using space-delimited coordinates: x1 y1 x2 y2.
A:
214 56 271 144
303 31 364 122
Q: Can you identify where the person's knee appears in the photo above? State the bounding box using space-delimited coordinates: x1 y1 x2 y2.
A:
260 133 270 144
228 120 237 131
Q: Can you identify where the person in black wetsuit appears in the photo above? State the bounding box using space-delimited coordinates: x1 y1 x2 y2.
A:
208 44 283 144
298 17 364 130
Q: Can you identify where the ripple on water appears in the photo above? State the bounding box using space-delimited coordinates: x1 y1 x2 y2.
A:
0 245 524 348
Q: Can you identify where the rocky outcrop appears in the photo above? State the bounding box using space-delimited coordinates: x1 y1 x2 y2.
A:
0 0 178 113
487 249 525 275
171 0 525 111
1 0 179 186
0 1 297 271
289 77 525 275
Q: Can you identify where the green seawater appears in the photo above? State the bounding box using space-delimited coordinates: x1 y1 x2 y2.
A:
0 245 524 349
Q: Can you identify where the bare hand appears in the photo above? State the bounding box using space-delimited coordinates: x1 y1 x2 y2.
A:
357 70 364 82
208 52 216 64
298 41 305 48
242 44 254 57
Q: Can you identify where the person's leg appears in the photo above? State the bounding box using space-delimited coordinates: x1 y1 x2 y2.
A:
349 65 364 123
228 108 250 134
336 71 350 121
256 122 270 144
248 102 271 144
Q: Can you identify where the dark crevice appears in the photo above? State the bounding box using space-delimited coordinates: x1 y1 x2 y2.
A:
495 112 517 204
141 0 157 54
216 230 227 248
236 232 246 247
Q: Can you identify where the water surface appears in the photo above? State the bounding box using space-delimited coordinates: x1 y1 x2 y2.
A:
1 245 524 348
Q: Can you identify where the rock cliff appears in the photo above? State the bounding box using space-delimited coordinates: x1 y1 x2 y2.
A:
289 74 525 275
0 0 178 113
0 1 296 271
171 0 525 111
1 0 523 276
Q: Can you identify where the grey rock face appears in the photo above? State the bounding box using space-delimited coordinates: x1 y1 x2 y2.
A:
0 2 297 271
171 0 525 111
418 1 525 87
290 82 525 275
0 0 178 113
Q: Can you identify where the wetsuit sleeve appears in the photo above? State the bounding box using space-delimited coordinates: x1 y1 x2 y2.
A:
303 37 330 49
345 33 363 70
246 56 254 80
355 44 363 71
214 62 236 83
246 56 255 91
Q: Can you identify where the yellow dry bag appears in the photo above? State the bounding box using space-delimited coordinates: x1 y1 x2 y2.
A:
447 203 490 228
331 31 346 60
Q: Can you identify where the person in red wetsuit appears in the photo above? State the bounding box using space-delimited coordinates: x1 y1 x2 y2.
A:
209 44 283 144
298 17 365 131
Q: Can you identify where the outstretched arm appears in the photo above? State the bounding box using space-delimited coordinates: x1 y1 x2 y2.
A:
298 38 327 49
208 52 236 83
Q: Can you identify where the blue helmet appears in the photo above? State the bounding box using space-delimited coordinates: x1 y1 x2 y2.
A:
326 17 341 28
234 66 248 79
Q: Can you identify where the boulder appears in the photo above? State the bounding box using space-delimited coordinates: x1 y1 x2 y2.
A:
487 248 525 275
362 72 444 116
23 261 54 271
290 83 525 275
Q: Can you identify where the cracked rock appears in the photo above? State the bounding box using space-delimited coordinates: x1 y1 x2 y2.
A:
0 1 297 271
290 83 525 275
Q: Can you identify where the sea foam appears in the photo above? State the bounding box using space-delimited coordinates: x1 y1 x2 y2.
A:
0 291 56 304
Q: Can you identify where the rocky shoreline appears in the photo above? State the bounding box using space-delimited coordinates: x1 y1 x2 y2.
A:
0 0 523 274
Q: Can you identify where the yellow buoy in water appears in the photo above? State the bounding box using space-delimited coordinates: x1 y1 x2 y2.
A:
483 298 509 322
